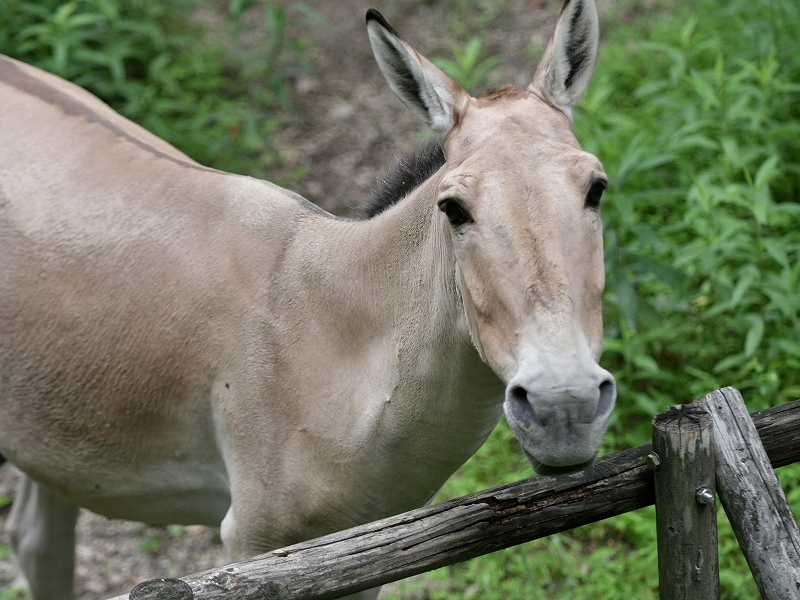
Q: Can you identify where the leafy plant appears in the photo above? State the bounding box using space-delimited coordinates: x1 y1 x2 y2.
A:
0 0 314 178
432 37 501 94
574 0 800 450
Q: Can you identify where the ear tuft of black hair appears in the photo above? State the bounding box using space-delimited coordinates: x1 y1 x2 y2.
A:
366 9 399 37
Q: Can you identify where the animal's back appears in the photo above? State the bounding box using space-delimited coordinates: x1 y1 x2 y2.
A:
0 55 297 524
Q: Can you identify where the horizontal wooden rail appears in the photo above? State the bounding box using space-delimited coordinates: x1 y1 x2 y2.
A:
110 396 800 600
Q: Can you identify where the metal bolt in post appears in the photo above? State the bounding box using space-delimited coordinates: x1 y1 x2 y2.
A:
646 452 662 471
696 487 715 505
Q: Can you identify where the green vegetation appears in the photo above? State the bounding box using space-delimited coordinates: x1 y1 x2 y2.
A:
0 0 313 178
0 588 28 600
0 492 14 591
432 38 501 94
581 0 800 451
385 0 800 598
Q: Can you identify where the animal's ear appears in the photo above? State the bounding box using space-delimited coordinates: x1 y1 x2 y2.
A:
529 0 600 119
366 9 468 138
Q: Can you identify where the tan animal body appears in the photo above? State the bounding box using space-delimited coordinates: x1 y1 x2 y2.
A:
0 2 614 598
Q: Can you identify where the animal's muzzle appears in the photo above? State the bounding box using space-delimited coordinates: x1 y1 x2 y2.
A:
504 370 616 473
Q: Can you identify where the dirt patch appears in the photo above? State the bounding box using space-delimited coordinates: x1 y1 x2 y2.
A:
0 463 227 598
0 1 609 597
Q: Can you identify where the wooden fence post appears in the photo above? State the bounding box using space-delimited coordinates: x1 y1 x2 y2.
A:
653 404 719 599
702 388 800 599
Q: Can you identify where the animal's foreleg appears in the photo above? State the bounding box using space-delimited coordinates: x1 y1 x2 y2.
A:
6 473 79 600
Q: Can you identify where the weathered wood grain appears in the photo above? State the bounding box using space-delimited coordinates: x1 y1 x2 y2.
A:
107 396 800 600
129 578 193 600
702 388 800 600
752 400 800 468
653 404 718 599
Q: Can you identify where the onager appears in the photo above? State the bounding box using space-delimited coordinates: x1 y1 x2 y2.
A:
0 1 615 598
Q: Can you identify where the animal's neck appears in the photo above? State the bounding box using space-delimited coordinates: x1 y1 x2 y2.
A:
295 175 504 509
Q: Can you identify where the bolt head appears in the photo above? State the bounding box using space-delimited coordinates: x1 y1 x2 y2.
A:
646 452 661 471
695 487 715 505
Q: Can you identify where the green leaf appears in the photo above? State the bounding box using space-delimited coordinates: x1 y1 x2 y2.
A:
713 352 748 374
744 315 765 358
431 58 460 78
729 266 759 308
632 354 660 373
754 155 780 190
763 238 789 269
139 533 161 554
615 270 638 330
51 3 77 26
624 252 687 288
65 13 106 29
462 38 482 70
772 339 800 358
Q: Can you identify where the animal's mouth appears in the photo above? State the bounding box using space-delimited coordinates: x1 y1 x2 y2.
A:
523 449 597 476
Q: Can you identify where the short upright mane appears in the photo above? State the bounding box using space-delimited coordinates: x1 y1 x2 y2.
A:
362 140 445 219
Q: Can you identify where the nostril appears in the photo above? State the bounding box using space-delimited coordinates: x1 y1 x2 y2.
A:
507 385 538 427
510 385 527 404
595 379 616 420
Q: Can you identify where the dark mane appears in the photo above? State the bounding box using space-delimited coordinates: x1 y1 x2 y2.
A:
480 84 525 101
361 140 445 219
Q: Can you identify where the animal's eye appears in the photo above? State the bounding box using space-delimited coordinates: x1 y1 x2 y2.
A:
438 199 473 227
586 180 606 210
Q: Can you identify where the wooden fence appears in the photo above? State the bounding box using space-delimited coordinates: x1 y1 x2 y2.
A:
116 387 800 600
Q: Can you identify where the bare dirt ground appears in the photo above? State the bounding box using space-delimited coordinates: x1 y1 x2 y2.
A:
0 0 616 597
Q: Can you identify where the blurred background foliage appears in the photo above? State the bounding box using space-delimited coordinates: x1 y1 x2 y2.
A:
0 0 315 178
579 0 800 452
1 0 800 598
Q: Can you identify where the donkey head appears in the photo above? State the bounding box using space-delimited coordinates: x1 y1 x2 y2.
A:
367 0 615 475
